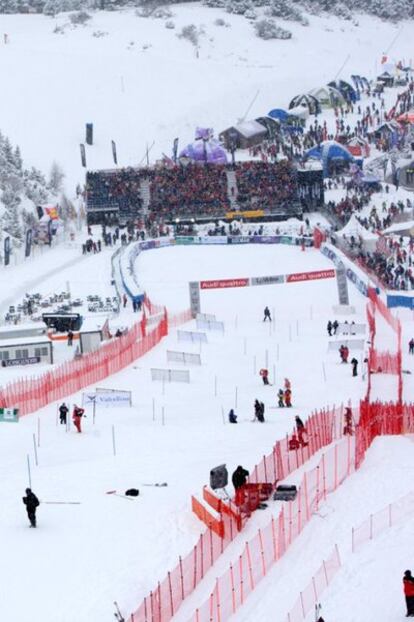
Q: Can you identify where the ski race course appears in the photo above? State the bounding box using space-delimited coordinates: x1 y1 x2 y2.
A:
0 237 413 622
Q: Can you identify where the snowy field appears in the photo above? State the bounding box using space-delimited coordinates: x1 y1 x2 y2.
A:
0 243 373 622
0 3 413 621
0 7 412 191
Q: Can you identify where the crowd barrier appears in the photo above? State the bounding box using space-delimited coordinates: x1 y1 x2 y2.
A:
286 546 341 622
0 301 192 417
365 289 402 403
352 491 414 553
187 434 354 622
127 405 351 622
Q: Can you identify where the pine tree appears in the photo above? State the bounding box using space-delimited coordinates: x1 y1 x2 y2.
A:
49 161 65 194
13 146 23 171
2 189 22 241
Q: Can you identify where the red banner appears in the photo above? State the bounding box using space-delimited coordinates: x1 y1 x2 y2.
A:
200 278 249 289
286 269 335 283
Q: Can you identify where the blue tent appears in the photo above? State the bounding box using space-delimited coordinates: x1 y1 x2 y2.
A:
305 141 354 177
328 80 359 103
268 108 289 122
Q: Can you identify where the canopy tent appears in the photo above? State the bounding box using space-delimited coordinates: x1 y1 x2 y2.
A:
179 138 228 164
268 108 289 122
370 120 400 138
255 116 280 139
308 86 345 108
346 136 371 158
377 71 394 87
288 94 320 115
397 111 414 124
383 219 414 237
219 120 268 150
287 105 310 120
305 140 354 177
338 214 379 240
328 80 358 103
337 214 378 251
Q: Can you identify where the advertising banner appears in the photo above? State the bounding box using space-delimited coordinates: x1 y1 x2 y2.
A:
251 275 285 286
199 237 228 245
3 357 40 366
225 210 264 219
286 269 336 283
200 278 249 290
82 391 131 408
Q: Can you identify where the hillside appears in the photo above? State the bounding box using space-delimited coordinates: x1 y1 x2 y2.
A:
0 5 412 195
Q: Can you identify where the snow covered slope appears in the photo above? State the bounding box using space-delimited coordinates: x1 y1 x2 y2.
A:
0 7 412 191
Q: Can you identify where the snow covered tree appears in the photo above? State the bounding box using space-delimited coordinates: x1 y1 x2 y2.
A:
254 18 292 38
49 161 65 195
2 189 22 241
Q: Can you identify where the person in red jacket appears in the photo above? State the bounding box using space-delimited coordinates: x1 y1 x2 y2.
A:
403 569 414 616
72 405 85 433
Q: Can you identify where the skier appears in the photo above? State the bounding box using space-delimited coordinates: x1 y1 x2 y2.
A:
339 344 349 363
260 368 270 385
123 293 128 308
263 306 271 322
351 357 358 377
253 399 262 422
22 488 39 528
403 570 414 617
343 320 349 335
409 338 414 355
67 330 74 346
284 377 291 391
228 409 237 424
332 320 339 335
327 320 332 336
257 402 265 423
59 402 69 425
277 389 285 407
343 407 353 435
72 405 85 433
232 465 249 506
284 387 292 408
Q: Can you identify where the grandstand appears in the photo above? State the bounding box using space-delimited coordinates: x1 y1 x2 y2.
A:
85 161 303 225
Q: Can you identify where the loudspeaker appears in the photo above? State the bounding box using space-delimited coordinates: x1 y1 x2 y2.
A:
86 123 93 146
210 464 228 490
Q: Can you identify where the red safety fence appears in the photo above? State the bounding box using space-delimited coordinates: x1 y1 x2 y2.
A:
127 406 350 622
286 546 341 622
0 302 191 417
365 290 402 403
352 491 414 553
187 435 354 622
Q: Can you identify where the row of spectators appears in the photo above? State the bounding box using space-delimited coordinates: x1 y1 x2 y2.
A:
149 164 230 217
86 168 145 214
357 240 414 291
235 160 297 210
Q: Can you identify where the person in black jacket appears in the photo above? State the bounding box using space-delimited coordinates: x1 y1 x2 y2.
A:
23 488 39 527
232 466 249 489
351 357 358 377
59 402 69 425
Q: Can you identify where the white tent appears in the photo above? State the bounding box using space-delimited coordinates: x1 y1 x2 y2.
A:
337 214 378 251
308 85 345 108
